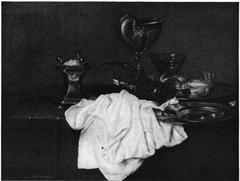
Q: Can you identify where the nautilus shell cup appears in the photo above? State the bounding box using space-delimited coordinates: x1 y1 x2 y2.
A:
119 13 164 57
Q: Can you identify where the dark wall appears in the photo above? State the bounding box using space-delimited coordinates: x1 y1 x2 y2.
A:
2 2 239 94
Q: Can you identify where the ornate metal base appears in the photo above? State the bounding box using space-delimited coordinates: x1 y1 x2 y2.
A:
52 93 82 109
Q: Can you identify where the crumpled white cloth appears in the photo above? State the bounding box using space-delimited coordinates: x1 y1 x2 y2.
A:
65 90 188 181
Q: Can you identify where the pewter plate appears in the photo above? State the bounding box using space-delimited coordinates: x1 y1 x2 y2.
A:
159 102 235 125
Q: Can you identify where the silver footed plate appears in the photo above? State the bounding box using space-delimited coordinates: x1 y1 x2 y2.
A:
154 102 236 125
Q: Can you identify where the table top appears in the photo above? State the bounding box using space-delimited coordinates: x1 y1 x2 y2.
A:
2 82 238 120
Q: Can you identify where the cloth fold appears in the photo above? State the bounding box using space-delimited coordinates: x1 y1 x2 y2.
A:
65 90 188 181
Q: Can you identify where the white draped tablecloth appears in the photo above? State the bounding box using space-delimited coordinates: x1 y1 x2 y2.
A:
65 90 188 181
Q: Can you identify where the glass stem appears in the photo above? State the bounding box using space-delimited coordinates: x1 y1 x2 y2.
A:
133 53 142 80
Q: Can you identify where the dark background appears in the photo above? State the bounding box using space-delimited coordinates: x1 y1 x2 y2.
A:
1 2 239 180
2 2 239 96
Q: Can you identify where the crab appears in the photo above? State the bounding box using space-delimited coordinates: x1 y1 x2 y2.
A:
160 70 214 98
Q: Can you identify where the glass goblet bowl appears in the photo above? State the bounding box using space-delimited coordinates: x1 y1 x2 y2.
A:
151 53 186 77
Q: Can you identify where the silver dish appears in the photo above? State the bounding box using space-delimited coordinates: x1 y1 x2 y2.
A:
154 102 236 125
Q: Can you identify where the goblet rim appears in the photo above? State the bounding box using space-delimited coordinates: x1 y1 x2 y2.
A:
151 53 186 64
